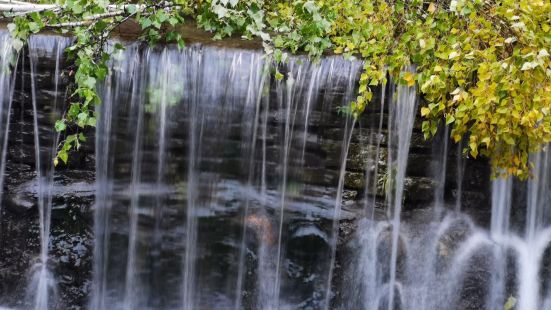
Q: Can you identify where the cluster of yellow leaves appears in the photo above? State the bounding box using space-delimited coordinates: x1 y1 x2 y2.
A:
322 0 551 178
414 0 551 178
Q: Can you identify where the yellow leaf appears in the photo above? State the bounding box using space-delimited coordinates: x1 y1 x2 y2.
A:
428 3 436 13
448 51 460 59
419 39 426 49
469 141 478 158
505 296 517 310
421 107 431 116
404 72 415 87
365 91 373 101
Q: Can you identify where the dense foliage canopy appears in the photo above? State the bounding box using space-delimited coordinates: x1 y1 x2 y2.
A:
2 0 550 178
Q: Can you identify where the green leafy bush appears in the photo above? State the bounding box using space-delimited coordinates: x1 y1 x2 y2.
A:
3 0 550 178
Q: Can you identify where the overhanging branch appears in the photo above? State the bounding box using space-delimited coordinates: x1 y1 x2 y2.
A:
0 2 147 14
1 1 178 29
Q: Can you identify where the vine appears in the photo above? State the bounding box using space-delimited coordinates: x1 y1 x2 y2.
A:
1 0 550 178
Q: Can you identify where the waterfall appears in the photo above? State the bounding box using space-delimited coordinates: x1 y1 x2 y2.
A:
324 116 356 310
386 75 418 310
272 67 297 309
90 43 141 310
82 41 365 309
520 150 551 310
121 46 147 310
347 126 551 310
486 177 513 310
323 57 362 309
7 30 551 310
455 141 466 212
526 151 551 240
434 125 449 213
0 32 16 226
26 34 72 310
234 53 268 310
366 80 386 220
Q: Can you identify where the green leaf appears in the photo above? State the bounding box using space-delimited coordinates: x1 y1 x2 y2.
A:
55 120 66 132
177 37 185 50
11 38 24 52
72 4 83 14
168 17 179 26
140 18 153 29
78 133 87 142
95 65 108 81
275 70 284 81
213 5 228 18
7 23 16 33
126 4 137 14
58 151 68 164
114 43 125 51
156 10 169 23
83 77 96 89
28 22 40 33
66 134 78 144
87 117 97 127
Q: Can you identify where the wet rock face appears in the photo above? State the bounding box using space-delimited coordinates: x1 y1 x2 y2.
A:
0 33 494 309
0 163 94 308
435 218 474 272
0 45 95 309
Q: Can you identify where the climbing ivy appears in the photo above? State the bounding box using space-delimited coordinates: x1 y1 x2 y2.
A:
2 0 550 178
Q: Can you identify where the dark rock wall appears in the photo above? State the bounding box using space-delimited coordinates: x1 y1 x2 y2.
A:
1 42 95 309
0 34 492 309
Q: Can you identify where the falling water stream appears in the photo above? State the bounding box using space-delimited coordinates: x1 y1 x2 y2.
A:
0 32 16 219
3 30 551 310
386 78 418 310
26 35 72 310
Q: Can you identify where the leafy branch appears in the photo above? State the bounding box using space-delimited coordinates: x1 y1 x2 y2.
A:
3 0 185 165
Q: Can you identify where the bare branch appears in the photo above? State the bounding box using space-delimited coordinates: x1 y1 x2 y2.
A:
0 2 147 14
0 3 58 12
47 11 125 28
0 0 31 5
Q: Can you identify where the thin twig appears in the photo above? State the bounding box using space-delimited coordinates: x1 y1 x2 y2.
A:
47 11 125 28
